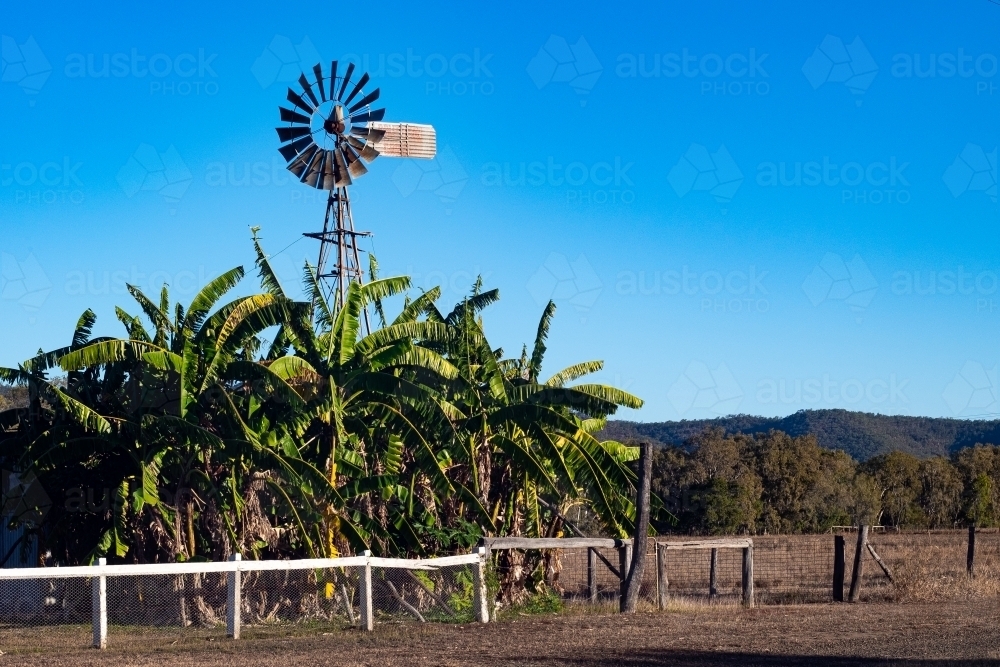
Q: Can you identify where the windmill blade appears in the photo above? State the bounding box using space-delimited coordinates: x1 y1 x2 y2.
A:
348 88 380 114
368 122 437 159
346 135 366 151
343 144 368 177
279 107 311 125
276 125 312 143
359 143 380 162
303 150 324 187
341 141 360 164
288 144 319 177
321 149 338 190
333 147 353 186
278 135 314 162
313 63 326 102
343 72 370 106
337 62 356 100
298 73 319 107
351 126 386 143
348 159 368 178
329 61 338 94
297 146 321 182
286 89 313 114
350 108 386 124
341 141 369 177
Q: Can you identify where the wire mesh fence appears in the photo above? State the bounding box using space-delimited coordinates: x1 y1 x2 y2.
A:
0 553 485 653
0 577 93 649
0 530 995 653
497 529 1000 610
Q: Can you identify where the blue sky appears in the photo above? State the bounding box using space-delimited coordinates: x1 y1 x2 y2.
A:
1 0 999 422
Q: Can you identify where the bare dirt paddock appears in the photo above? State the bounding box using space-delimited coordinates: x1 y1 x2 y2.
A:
2 601 998 667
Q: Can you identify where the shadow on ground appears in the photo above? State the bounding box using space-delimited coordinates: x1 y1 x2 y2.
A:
521 653 1000 667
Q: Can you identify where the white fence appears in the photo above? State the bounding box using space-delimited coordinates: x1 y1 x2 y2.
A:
0 548 489 649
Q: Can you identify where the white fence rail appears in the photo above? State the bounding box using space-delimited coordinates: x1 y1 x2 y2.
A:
0 548 489 648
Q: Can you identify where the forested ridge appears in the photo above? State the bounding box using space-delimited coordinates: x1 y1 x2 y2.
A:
603 409 1000 462
649 428 1000 534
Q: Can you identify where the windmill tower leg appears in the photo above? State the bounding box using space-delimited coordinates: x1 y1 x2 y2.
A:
308 187 372 332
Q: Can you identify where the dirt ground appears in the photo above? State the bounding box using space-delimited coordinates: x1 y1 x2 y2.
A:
3 601 999 667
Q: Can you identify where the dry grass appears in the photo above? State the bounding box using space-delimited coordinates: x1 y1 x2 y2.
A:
2 601 999 666
875 530 1000 601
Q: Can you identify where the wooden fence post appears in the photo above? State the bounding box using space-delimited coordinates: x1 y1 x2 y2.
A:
472 546 489 623
622 441 653 613
92 557 107 649
587 548 597 603
832 535 845 602
656 544 668 610
709 548 719 600
360 550 374 631
967 525 976 577
618 541 632 612
848 525 868 603
741 545 754 608
227 553 241 639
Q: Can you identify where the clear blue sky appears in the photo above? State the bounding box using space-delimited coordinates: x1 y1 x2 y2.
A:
2 0 999 422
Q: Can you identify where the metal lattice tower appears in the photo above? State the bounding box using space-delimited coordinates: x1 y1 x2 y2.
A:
274 61 437 314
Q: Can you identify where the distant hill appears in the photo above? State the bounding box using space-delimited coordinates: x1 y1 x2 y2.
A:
600 409 1000 461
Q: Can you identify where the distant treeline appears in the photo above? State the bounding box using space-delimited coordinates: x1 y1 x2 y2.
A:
604 409 1000 461
650 428 1000 535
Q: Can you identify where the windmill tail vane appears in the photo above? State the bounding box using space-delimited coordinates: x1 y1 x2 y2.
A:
275 61 437 320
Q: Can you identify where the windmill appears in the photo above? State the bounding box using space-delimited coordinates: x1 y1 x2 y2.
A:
276 61 436 321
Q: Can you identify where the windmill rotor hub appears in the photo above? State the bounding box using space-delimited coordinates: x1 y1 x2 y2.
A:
320 102 349 136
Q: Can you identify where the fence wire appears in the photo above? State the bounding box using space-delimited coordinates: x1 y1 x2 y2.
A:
0 531 994 653
518 529 1000 609
0 562 477 653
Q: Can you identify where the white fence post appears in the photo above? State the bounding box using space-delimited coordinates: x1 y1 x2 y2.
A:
360 550 373 631
92 557 107 649
472 546 489 623
227 553 241 639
